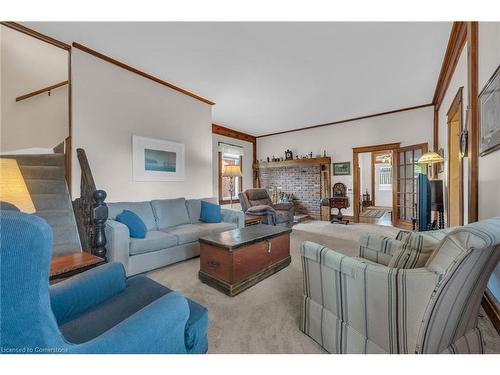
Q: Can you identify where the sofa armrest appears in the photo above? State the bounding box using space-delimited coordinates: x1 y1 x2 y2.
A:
221 207 245 228
50 262 126 325
358 234 402 266
76 292 190 354
105 219 131 269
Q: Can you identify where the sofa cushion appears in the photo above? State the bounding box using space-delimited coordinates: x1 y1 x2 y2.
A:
163 224 201 245
116 210 147 238
59 275 208 354
129 230 178 256
388 232 441 269
186 197 217 224
151 198 190 230
108 202 157 231
195 222 236 236
200 201 222 223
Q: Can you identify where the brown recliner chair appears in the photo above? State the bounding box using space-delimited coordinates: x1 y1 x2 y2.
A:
239 189 294 228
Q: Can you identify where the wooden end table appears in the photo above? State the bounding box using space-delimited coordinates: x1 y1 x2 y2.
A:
198 224 292 296
50 252 105 282
244 215 262 226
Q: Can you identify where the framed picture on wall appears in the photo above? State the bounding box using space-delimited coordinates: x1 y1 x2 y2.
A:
132 135 185 181
479 64 500 156
333 162 351 176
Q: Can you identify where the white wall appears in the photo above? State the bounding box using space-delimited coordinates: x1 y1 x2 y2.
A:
71 49 213 202
437 45 469 225
0 25 68 152
212 134 254 199
257 106 434 215
478 22 500 300
359 152 372 197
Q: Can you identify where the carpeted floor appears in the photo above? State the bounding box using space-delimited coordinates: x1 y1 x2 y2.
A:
147 221 500 354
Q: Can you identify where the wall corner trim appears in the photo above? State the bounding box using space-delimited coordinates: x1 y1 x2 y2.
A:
432 22 467 110
72 42 215 106
256 103 433 138
1 21 71 50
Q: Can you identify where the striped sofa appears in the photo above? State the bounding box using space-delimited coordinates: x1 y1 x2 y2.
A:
300 217 500 354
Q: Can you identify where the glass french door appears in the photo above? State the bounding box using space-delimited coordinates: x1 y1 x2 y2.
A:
394 143 428 229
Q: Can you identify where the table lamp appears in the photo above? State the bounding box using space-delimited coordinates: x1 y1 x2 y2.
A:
0 158 35 213
222 165 242 208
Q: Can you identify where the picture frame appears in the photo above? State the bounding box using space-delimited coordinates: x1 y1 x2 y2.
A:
479 64 500 156
132 135 185 181
333 161 350 176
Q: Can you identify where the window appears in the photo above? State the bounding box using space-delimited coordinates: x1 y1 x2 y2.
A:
218 143 243 203
378 165 392 188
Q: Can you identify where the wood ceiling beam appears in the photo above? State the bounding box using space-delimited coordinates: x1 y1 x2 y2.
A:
212 123 257 166
212 124 256 144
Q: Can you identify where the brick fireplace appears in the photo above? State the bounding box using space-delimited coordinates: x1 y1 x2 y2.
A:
255 157 331 220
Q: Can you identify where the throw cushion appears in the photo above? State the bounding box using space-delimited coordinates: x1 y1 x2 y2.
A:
186 197 218 223
200 201 222 223
116 210 147 239
388 232 440 269
108 202 157 231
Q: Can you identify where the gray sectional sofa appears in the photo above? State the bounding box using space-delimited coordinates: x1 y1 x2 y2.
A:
105 197 244 276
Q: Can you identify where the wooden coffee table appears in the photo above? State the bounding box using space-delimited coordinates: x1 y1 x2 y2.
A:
198 224 292 296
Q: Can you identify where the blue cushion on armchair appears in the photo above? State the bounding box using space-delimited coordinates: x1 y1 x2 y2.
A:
116 210 147 238
200 201 222 223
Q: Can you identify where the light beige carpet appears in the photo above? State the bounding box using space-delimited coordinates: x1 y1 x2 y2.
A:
147 221 500 354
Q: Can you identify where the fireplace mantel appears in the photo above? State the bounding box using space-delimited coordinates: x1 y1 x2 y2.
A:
253 156 331 170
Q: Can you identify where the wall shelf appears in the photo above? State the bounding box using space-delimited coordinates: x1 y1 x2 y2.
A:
253 156 331 169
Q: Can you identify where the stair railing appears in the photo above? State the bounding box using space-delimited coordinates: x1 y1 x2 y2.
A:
73 148 108 260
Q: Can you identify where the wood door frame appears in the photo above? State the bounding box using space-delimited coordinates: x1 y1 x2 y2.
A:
446 87 464 226
393 142 429 229
352 142 400 223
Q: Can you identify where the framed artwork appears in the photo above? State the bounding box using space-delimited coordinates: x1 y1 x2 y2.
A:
479 64 500 156
132 135 185 181
333 162 351 176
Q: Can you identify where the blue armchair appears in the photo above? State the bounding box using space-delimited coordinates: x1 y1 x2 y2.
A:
0 211 208 354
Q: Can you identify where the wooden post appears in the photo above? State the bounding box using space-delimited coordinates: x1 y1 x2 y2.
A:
467 21 479 223
92 190 108 260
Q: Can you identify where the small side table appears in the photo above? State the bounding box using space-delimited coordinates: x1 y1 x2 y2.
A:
245 215 262 227
50 252 105 282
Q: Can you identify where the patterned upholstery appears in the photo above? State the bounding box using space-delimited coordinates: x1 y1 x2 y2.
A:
388 232 441 269
300 217 500 354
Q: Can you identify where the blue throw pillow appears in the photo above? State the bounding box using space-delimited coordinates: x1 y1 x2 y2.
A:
200 200 222 223
116 210 147 238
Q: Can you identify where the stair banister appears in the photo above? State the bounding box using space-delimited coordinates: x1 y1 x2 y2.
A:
73 148 108 260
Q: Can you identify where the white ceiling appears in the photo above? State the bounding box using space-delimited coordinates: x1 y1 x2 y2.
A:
24 22 451 136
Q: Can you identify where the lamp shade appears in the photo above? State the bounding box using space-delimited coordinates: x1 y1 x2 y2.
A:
222 165 242 177
0 158 35 213
417 151 444 164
